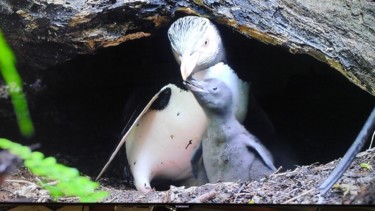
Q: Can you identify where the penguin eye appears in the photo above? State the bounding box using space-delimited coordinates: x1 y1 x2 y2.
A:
203 39 209 47
212 87 218 91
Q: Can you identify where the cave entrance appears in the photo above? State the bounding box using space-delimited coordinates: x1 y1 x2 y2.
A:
5 22 373 189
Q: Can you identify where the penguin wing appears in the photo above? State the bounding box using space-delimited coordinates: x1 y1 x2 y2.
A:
96 84 175 180
241 133 277 171
191 140 206 179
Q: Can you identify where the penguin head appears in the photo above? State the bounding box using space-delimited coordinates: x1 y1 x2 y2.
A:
184 78 233 116
168 16 226 80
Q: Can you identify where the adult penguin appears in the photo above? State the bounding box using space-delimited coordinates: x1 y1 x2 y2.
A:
125 16 253 192
98 16 278 192
167 16 249 122
167 16 286 168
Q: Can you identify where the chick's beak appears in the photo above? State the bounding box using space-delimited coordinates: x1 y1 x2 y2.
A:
180 52 199 80
183 78 208 93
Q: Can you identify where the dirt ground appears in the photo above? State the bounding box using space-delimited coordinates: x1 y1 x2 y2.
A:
0 147 374 206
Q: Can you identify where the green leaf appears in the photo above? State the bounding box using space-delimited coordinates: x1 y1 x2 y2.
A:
61 166 80 178
41 157 57 166
0 138 109 202
0 30 34 137
9 145 31 159
44 184 65 199
0 138 13 148
30 151 44 160
360 162 373 170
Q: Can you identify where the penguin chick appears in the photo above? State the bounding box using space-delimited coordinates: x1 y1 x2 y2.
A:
184 78 276 183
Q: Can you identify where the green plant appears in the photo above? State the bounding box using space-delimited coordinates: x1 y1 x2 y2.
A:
0 138 109 202
0 30 108 202
360 162 373 171
0 30 34 137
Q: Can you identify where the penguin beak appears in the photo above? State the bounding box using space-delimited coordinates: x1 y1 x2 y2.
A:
183 78 208 93
180 52 200 80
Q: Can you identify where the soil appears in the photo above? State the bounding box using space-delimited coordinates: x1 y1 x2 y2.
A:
0 147 374 205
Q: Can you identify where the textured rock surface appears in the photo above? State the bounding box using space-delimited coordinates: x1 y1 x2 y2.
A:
0 0 374 94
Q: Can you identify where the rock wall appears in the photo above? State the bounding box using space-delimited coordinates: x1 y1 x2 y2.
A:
0 0 374 95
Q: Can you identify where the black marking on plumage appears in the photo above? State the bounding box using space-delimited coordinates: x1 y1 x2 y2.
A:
185 139 193 149
150 87 171 111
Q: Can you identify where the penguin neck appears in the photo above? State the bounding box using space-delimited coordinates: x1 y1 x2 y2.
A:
192 62 233 82
207 110 236 127
191 62 249 123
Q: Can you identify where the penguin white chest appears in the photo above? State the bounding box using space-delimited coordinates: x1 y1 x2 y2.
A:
125 84 208 191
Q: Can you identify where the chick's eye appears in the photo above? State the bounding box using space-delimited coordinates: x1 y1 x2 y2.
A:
212 87 217 91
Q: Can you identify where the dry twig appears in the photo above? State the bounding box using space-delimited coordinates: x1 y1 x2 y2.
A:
4 179 35 185
233 183 245 203
188 190 217 203
282 188 316 204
